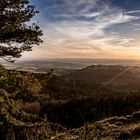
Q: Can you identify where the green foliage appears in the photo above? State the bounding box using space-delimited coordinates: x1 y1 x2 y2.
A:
38 65 140 128
0 65 42 101
42 89 140 128
0 0 42 62
1 64 140 139
0 89 49 140
41 111 140 140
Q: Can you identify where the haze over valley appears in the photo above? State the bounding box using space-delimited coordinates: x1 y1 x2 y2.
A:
1 0 140 139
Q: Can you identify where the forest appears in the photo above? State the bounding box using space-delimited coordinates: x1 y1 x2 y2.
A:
1 0 140 139
1 64 140 139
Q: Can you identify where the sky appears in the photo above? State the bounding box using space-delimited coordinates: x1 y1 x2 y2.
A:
21 0 140 60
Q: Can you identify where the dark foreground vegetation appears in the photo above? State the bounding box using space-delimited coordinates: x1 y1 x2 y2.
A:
50 110 140 140
1 64 140 139
1 0 140 139
43 92 140 128
42 65 140 128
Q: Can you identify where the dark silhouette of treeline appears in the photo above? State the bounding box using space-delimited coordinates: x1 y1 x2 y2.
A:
41 91 140 128
1 65 140 129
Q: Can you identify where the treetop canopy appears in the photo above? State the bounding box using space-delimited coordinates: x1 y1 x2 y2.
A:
0 0 43 62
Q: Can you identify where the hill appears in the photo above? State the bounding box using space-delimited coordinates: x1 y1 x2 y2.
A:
64 65 140 92
45 65 140 99
40 65 140 128
1 64 140 139
50 111 140 140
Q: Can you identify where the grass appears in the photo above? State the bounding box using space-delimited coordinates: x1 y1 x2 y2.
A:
46 111 140 140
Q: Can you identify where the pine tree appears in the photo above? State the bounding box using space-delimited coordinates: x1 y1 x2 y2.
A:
0 0 43 62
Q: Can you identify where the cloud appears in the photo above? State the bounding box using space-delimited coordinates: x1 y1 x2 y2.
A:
22 0 140 60
126 10 140 14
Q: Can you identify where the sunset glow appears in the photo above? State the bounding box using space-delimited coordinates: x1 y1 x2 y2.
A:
22 0 140 60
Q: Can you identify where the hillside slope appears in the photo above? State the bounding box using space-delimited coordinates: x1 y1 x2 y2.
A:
50 111 140 140
66 65 140 92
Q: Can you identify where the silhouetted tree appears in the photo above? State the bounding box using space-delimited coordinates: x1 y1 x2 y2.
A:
0 0 43 62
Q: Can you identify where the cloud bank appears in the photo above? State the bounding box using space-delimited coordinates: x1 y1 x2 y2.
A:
22 0 140 60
